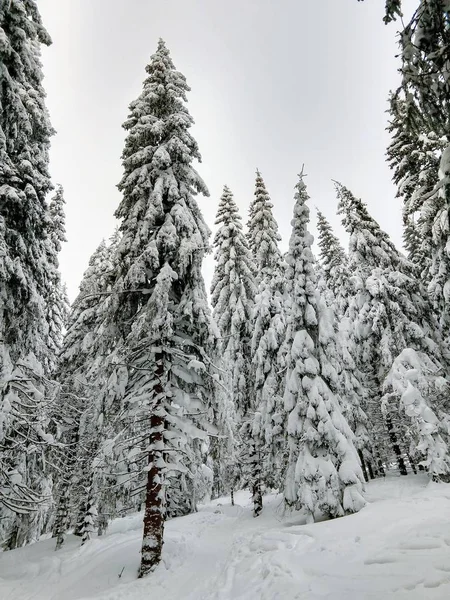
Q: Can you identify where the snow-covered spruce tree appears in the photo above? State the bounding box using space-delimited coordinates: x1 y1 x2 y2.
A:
383 348 450 481
337 183 450 479
283 170 365 523
316 209 349 314
211 185 258 511
246 170 284 276
315 209 373 479
387 93 446 280
377 2 450 338
246 171 287 497
52 233 120 550
0 0 60 548
104 39 218 576
45 184 69 367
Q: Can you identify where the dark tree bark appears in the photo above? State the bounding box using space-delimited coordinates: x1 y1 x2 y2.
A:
139 357 165 578
53 428 80 550
252 482 263 517
357 449 369 483
406 452 417 475
386 415 408 476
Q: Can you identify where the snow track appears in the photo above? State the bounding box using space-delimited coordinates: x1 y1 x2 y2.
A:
1 476 450 600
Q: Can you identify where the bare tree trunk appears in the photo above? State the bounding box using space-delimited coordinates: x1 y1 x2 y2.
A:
386 415 408 476
367 460 375 480
252 441 263 517
53 428 80 550
357 449 369 483
54 486 70 550
406 452 417 475
139 357 165 578
230 488 234 506
252 482 263 517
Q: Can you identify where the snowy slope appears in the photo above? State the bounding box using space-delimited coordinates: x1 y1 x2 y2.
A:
1 475 450 600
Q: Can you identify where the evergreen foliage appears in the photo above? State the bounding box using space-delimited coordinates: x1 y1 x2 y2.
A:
211 185 258 511
0 0 63 548
283 170 365 523
104 39 218 576
52 234 119 550
247 172 287 498
316 209 349 314
337 182 450 479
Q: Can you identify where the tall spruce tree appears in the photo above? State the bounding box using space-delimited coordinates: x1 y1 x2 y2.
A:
45 184 69 366
283 170 365 523
315 210 374 479
367 0 450 340
103 39 217 576
210 185 258 510
246 171 287 503
52 233 120 550
0 0 61 548
387 94 446 280
337 183 450 479
316 209 349 314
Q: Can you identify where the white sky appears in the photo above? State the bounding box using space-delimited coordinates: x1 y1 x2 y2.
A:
38 0 417 301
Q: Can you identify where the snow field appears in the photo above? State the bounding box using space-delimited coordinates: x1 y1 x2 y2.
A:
1 475 450 600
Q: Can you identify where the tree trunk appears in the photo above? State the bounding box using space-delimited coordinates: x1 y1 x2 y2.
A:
406 452 417 475
53 428 80 550
230 488 234 506
139 357 165 578
252 440 263 517
252 482 263 517
357 449 369 483
54 487 70 550
367 461 375 480
386 415 408 476
372 447 385 477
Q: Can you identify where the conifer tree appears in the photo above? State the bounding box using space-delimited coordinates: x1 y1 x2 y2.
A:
387 94 445 280
247 171 284 275
52 236 118 548
316 209 349 314
315 209 373 478
211 185 258 510
247 172 287 499
378 1 450 336
45 184 69 365
337 183 450 479
104 39 218 576
0 0 60 548
283 170 365 523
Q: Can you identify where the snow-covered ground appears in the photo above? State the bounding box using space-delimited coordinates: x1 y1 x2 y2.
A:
1 474 450 600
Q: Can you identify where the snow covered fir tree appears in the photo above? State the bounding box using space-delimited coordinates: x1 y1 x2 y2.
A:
2 2 450 598
0 0 64 549
100 38 221 576
282 170 365 522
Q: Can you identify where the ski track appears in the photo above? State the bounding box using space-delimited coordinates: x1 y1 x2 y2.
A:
1 476 450 600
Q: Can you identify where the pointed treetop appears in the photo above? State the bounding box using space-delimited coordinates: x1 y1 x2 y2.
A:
285 169 317 313
214 185 242 228
336 181 407 269
316 208 347 272
290 169 312 244
48 184 67 253
115 37 210 285
247 170 282 275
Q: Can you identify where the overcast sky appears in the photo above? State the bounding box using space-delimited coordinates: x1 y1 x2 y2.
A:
38 0 417 301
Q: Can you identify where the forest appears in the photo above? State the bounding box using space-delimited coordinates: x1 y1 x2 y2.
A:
1 1 450 598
